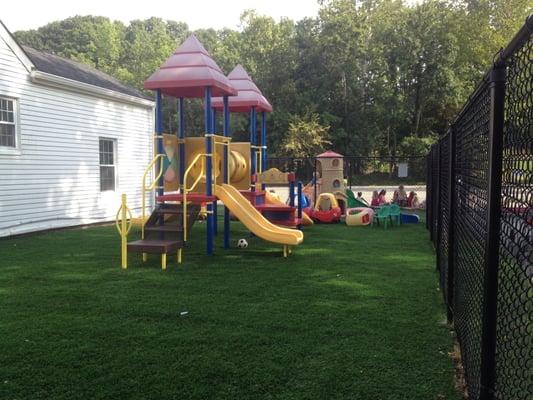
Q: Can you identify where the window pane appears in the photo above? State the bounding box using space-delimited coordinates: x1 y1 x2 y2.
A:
100 166 115 191
0 124 15 147
99 138 116 191
99 139 115 165
0 99 14 123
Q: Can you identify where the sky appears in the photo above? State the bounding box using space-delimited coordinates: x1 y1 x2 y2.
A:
2 0 322 32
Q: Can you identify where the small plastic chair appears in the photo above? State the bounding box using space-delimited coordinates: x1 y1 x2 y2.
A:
372 206 391 229
389 204 401 226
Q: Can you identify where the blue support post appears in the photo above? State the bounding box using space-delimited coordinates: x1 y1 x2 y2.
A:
250 107 256 191
211 109 217 133
155 90 164 197
205 87 214 255
261 111 267 191
297 181 303 229
178 98 185 191
223 95 230 249
212 108 218 236
289 180 295 207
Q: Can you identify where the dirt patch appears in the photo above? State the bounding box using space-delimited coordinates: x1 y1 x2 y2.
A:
449 331 468 399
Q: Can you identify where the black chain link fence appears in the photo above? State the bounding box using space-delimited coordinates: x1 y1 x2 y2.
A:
426 17 532 400
437 134 450 307
267 156 426 185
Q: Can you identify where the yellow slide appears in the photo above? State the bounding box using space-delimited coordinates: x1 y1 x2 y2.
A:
215 184 304 246
264 191 314 226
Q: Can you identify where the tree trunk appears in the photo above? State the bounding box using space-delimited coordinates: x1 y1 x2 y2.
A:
413 68 423 137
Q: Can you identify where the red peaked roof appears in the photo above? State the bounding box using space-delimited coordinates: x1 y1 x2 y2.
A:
211 64 272 112
143 34 237 98
316 150 343 158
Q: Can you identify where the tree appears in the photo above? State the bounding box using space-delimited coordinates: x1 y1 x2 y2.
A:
281 113 331 158
14 16 124 75
12 1 531 158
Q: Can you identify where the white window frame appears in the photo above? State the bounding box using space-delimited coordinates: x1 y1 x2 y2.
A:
0 96 21 155
99 137 118 192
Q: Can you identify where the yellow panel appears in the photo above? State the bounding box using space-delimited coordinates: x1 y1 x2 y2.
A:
184 137 208 193
179 138 251 193
256 168 289 185
229 142 251 190
162 134 179 192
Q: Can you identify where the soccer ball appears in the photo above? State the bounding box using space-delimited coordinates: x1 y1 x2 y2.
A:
237 238 248 248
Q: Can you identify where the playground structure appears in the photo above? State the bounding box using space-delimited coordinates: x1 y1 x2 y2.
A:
254 167 313 227
299 149 424 227
311 151 348 214
117 35 303 269
302 150 375 224
212 67 309 229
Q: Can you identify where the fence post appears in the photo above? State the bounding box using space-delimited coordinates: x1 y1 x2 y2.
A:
479 62 505 400
433 140 442 271
446 126 456 323
313 157 318 204
426 152 431 230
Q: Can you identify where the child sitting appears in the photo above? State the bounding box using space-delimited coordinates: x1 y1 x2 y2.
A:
396 185 408 206
371 190 380 207
407 191 420 208
378 189 387 205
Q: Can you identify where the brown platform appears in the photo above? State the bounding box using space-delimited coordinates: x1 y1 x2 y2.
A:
127 239 182 254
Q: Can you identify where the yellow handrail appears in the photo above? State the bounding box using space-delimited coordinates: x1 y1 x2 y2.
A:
141 154 165 239
214 138 231 185
115 194 133 269
256 148 262 174
251 144 263 177
183 152 207 241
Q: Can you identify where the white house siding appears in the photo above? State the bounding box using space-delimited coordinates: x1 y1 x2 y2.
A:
0 34 154 237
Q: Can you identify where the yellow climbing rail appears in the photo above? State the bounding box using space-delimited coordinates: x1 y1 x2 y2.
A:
213 135 231 184
141 153 165 240
115 194 133 269
182 135 231 241
183 152 206 241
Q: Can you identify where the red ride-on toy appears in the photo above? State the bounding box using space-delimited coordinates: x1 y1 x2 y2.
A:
307 193 342 223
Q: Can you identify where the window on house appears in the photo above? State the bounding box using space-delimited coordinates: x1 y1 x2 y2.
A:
99 138 116 191
0 98 16 148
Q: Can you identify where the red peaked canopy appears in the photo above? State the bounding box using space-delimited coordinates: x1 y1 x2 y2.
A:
144 34 237 98
211 64 272 113
316 150 344 158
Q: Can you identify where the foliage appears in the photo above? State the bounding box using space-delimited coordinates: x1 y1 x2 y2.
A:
281 113 331 158
398 135 438 158
13 1 532 156
0 217 460 399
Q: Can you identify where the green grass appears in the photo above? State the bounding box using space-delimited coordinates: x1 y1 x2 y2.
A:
0 216 459 400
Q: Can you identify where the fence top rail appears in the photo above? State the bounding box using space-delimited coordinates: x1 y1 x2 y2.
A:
268 155 427 160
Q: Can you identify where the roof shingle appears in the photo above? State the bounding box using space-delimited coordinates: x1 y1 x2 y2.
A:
23 46 151 100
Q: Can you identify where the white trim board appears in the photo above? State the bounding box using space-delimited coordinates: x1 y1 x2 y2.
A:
0 20 34 73
30 71 155 109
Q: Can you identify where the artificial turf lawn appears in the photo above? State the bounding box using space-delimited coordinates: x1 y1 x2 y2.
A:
0 217 460 400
